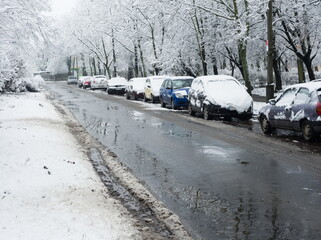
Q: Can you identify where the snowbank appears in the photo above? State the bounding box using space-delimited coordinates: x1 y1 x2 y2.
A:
0 92 141 240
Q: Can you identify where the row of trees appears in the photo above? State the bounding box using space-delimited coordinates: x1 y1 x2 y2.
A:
49 0 321 95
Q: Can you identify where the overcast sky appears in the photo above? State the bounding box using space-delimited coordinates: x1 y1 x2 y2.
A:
50 0 77 16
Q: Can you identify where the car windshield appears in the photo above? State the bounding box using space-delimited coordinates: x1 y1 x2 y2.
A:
172 79 193 89
109 78 127 86
132 79 146 89
68 76 77 79
151 78 166 89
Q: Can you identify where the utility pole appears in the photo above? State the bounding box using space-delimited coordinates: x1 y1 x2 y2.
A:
266 0 274 102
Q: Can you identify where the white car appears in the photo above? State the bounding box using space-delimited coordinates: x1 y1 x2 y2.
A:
125 77 147 100
188 75 253 120
91 75 108 90
107 77 128 95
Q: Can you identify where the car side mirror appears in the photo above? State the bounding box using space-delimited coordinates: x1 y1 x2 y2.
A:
166 86 172 90
268 99 276 105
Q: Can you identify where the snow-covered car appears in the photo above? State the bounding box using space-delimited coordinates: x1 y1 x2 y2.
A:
67 76 78 85
107 77 128 95
259 81 321 141
188 75 253 120
159 76 194 109
91 75 108 90
125 77 147 100
144 76 169 103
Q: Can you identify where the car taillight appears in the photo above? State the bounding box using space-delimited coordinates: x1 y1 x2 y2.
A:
316 102 321 116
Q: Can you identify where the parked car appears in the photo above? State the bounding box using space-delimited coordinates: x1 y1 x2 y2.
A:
259 81 321 141
67 76 78 85
91 75 108 90
159 76 194 109
125 77 147 100
188 75 253 120
144 76 169 103
107 77 128 95
82 77 93 89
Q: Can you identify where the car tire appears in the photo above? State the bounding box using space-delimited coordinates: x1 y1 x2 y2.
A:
126 93 130 100
260 115 274 134
160 98 166 108
203 105 211 120
151 94 155 103
301 120 316 141
143 94 148 102
188 103 195 116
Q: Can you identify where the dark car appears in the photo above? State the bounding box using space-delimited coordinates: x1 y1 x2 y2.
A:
125 77 146 100
188 75 253 120
259 81 321 141
159 76 194 109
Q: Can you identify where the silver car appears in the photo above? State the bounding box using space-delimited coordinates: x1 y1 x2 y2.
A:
259 81 321 141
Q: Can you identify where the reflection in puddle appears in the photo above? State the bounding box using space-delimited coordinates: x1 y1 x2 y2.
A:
200 145 240 158
128 110 145 122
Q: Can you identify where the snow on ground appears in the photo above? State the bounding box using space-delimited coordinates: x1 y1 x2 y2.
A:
0 92 141 240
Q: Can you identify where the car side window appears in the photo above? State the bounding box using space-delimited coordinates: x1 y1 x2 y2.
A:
293 88 310 105
275 88 297 107
161 80 167 88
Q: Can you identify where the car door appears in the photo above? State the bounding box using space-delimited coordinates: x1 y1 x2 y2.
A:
290 87 310 130
196 80 206 112
160 80 168 103
164 80 173 104
269 87 297 128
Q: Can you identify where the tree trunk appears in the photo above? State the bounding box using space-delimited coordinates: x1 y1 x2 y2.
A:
81 54 87 76
238 42 252 94
297 59 306 83
92 58 97 76
138 39 147 77
112 30 117 77
273 58 282 91
134 43 139 77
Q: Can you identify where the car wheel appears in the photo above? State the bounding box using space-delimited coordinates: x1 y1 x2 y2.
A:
126 93 130 99
143 94 148 102
160 97 166 108
302 120 316 141
260 115 274 134
188 103 195 116
203 105 211 120
151 94 155 103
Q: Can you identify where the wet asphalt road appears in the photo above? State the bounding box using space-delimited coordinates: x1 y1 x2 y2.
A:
46 82 321 240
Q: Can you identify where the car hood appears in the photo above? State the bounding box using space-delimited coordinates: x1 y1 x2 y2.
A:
173 87 190 96
204 86 253 113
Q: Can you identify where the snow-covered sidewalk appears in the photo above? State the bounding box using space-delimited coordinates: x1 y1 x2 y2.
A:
0 92 141 239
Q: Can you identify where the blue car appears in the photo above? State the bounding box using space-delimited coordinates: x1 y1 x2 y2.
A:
159 76 194 109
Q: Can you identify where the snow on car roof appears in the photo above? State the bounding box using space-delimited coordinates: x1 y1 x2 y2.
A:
170 76 194 80
285 81 321 92
147 76 170 80
195 75 238 82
